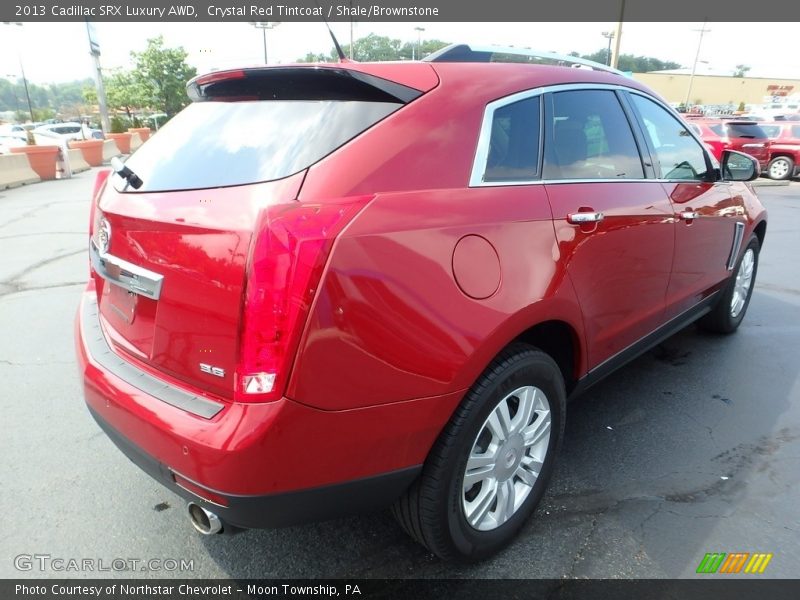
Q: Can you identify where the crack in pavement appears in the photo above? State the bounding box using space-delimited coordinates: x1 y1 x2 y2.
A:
0 281 85 298
0 200 62 230
0 248 86 288
0 231 84 240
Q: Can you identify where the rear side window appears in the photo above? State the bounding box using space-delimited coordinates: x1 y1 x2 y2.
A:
484 96 541 182
630 94 710 181
792 125 800 138
761 125 781 139
116 100 400 192
726 123 768 139
708 124 725 136
543 90 644 180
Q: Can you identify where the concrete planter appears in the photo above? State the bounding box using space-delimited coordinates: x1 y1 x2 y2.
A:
128 127 151 142
69 139 105 167
10 145 60 180
106 132 132 154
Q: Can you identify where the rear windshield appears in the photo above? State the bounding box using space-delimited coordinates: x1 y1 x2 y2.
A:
725 123 768 139
114 100 400 192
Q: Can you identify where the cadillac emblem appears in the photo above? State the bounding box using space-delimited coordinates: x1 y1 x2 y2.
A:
97 218 111 254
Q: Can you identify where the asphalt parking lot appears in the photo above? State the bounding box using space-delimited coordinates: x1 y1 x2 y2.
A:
1 172 798 579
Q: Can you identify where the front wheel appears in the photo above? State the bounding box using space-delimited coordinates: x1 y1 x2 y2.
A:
698 234 760 334
392 344 566 561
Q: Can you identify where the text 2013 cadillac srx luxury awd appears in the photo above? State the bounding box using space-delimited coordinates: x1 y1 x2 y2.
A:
75 44 766 561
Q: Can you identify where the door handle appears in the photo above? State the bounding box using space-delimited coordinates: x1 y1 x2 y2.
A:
680 210 700 221
567 211 604 224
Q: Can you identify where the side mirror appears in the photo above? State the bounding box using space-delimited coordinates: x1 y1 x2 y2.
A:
721 149 759 182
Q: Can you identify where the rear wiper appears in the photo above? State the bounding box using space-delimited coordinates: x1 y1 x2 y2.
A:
110 156 143 189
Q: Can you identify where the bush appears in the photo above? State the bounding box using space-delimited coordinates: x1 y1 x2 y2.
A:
110 115 126 134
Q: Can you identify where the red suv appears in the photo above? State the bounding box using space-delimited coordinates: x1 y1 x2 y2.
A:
76 44 767 561
686 118 770 172
762 121 800 180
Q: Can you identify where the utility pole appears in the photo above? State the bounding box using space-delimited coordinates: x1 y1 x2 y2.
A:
684 21 711 109
414 26 425 60
610 0 625 69
601 31 615 66
3 22 34 123
250 22 280 64
85 21 111 134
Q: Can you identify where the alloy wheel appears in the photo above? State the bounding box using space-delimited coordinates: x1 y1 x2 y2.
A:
462 385 551 531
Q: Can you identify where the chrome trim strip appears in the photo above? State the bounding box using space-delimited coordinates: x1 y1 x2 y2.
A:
81 295 224 419
727 221 746 271
468 82 717 188
90 240 164 300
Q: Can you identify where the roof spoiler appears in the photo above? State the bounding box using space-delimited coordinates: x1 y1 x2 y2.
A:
187 67 423 104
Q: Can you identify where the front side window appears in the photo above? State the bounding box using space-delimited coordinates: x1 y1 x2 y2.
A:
482 96 541 183
630 94 710 180
543 90 643 180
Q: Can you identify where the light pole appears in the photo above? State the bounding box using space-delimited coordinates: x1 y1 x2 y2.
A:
601 31 615 66
684 21 711 109
250 22 280 64
3 22 34 123
414 26 425 60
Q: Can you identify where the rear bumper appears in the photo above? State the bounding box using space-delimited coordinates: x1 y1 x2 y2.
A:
75 287 462 528
87 404 419 529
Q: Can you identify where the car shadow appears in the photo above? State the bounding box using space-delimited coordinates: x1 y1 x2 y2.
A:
199 290 799 579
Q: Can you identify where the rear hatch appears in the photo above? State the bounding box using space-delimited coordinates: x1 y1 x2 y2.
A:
720 121 770 163
91 66 429 401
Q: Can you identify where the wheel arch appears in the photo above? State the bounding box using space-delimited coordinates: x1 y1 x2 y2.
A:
753 219 767 249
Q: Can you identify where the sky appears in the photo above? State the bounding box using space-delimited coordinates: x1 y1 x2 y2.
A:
2 21 800 86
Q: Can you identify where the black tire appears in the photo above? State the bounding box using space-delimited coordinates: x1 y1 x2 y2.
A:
767 156 794 181
698 234 760 334
392 343 566 561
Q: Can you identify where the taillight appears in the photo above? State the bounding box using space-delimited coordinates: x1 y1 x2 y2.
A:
235 197 371 403
88 170 111 275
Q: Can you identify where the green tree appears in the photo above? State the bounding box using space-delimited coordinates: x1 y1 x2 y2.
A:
733 64 751 78
105 69 147 121
579 49 680 72
399 39 450 60
131 36 196 117
297 35 450 63
297 51 331 63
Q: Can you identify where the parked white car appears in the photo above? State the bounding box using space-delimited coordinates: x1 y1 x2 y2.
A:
33 122 103 141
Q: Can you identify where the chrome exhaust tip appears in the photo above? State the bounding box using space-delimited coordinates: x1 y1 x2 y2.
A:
187 502 223 535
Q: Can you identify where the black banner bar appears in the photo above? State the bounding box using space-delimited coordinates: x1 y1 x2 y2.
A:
4 579 800 600
3 0 800 22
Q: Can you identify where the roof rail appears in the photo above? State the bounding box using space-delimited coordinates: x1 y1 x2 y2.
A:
423 43 626 77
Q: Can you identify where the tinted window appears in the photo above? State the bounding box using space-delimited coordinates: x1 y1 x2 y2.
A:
726 123 768 139
115 100 400 192
484 96 541 182
761 125 781 139
631 94 710 180
709 124 725 136
543 90 643 180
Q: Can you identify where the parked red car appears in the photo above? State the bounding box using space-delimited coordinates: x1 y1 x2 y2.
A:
761 121 800 180
76 44 767 561
686 119 770 171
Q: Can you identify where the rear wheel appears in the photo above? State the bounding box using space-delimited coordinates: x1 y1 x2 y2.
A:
392 344 566 561
698 234 759 334
767 156 794 181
